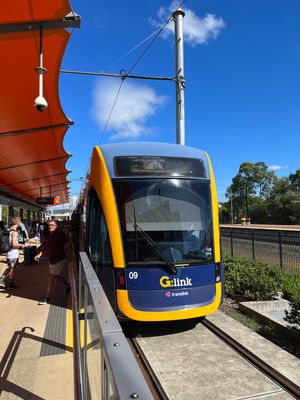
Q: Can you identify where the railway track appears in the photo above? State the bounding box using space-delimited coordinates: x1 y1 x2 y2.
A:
123 322 167 400
202 319 300 400
123 316 300 400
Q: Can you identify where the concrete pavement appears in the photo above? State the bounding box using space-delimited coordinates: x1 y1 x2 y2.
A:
0 244 73 399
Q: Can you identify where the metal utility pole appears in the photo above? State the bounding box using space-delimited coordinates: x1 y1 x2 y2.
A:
245 185 249 219
230 190 234 224
172 8 185 145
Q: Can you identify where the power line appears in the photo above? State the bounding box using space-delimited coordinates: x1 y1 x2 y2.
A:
67 0 186 195
61 1 186 80
127 0 186 75
65 1 186 145
98 79 125 145
103 1 185 71
67 20 175 180
97 0 186 142
104 26 165 71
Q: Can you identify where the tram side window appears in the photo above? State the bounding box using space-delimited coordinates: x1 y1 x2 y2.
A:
87 188 113 267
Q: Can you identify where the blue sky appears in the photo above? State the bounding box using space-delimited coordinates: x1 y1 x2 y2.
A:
60 0 300 202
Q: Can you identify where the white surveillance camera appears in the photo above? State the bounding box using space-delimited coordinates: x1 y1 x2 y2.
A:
34 96 48 112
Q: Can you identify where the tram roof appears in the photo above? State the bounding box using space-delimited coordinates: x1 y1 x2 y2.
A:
0 2 80 206
99 142 210 179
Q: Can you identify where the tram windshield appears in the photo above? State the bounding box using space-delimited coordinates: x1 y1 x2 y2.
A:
114 179 213 266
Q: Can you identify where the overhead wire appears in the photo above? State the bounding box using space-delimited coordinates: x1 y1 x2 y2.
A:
103 0 186 72
98 79 125 145
104 26 165 71
99 0 186 143
68 1 187 202
127 0 186 74
69 0 188 194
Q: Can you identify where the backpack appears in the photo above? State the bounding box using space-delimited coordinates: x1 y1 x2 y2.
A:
17 226 26 244
0 229 12 253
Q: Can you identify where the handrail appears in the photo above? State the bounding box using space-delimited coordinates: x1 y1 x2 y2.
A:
70 249 154 399
68 239 84 400
78 252 154 399
71 268 84 400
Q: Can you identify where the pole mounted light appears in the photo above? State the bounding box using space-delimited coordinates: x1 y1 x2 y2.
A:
34 26 48 112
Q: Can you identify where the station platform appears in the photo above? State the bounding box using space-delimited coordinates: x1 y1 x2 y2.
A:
0 242 73 399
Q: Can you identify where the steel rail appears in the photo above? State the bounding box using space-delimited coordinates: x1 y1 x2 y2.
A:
202 318 300 399
122 321 167 400
130 336 168 400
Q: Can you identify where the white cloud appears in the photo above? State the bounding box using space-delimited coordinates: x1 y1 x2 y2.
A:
91 79 167 140
151 2 225 46
268 165 288 171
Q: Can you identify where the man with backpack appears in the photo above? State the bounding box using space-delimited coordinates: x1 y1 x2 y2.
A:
0 217 26 290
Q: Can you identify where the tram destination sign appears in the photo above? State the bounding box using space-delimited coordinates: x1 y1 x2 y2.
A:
36 197 55 205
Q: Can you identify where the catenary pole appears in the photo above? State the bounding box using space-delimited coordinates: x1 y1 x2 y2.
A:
172 8 185 145
230 190 234 224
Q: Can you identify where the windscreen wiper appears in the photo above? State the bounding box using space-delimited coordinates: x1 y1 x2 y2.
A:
133 222 178 276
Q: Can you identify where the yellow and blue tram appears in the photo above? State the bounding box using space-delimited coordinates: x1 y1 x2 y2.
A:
79 142 224 321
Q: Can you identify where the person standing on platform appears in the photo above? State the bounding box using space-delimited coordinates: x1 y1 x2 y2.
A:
0 221 6 232
0 217 26 290
18 220 29 244
37 217 48 243
35 219 71 304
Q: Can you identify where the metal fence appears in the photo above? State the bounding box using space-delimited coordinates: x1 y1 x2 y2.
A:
220 227 300 275
71 252 153 400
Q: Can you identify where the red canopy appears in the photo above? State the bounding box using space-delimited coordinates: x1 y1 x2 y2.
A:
0 1 80 205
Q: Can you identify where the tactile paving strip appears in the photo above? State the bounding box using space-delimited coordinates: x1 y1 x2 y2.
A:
40 285 67 356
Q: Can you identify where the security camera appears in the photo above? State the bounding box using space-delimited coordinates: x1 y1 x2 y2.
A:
34 96 48 112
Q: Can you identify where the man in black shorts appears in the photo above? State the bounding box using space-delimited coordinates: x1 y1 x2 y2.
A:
35 219 71 304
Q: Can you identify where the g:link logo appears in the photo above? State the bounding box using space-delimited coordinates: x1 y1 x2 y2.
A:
160 276 192 288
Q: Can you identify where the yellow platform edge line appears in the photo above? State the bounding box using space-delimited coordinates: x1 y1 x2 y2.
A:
66 296 73 350
66 303 91 350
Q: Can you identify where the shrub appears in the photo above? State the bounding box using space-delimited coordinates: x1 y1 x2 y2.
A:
284 295 300 327
281 273 300 301
223 255 282 301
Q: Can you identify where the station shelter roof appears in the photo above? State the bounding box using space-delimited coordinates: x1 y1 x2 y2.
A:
0 1 80 206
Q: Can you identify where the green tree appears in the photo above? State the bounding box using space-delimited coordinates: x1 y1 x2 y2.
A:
221 162 300 225
226 162 276 220
267 176 300 224
288 170 300 192
255 162 277 199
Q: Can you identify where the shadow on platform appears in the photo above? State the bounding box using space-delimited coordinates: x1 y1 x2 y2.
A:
0 252 71 310
0 326 72 398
